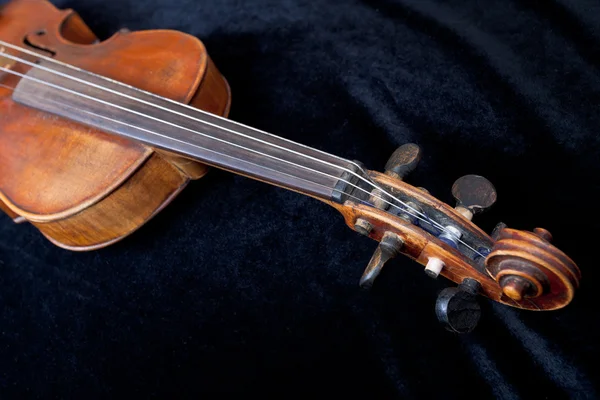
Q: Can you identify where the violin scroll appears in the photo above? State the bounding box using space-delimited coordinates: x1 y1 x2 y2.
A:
486 226 580 309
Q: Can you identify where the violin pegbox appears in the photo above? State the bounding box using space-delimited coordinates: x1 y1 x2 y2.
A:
340 143 580 332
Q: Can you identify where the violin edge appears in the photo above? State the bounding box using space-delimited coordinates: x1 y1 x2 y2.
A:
32 55 231 251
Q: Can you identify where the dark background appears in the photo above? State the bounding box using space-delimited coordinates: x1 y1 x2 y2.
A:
1 0 599 398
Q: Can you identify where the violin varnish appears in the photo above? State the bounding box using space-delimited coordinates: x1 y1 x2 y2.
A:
33 154 189 250
0 0 232 250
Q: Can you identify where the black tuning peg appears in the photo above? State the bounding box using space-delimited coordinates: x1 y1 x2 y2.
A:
451 175 497 221
385 143 422 180
435 278 482 333
359 231 404 289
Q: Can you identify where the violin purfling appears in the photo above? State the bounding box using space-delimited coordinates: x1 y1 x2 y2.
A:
0 0 580 332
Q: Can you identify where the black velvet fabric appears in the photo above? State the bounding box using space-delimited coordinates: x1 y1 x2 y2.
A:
1 0 598 398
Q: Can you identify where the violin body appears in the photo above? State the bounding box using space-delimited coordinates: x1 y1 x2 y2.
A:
0 0 229 250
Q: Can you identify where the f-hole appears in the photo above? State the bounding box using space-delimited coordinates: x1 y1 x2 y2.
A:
23 30 56 57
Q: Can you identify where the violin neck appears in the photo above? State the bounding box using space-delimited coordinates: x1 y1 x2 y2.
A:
12 61 359 202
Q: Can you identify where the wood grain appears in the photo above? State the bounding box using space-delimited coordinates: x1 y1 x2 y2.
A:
0 0 227 249
34 153 187 250
14 56 351 201
486 227 580 310
326 198 505 302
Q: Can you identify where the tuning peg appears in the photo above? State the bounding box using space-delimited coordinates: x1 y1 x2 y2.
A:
435 278 482 333
451 175 497 221
359 231 404 289
385 143 422 180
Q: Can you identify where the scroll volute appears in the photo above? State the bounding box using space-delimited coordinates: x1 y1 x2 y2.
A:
486 226 580 310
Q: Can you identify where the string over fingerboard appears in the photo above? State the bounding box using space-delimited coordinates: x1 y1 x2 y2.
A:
0 46 17 79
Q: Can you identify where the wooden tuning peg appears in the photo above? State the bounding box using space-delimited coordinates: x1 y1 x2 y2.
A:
384 143 422 180
435 278 482 333
451 175 497 221
359 232 404 289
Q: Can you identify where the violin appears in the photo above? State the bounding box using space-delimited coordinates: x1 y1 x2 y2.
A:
0 0 580 332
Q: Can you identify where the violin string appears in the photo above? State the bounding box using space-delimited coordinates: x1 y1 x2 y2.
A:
1 53 445 238
0 60 486 257
0 54 485 257
0 58 487 258
2 44 462 240
0 40 354 164
0 80 384 213
0 42 438 228
0 48 484 256
0 66 444 235
0 53 441 228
